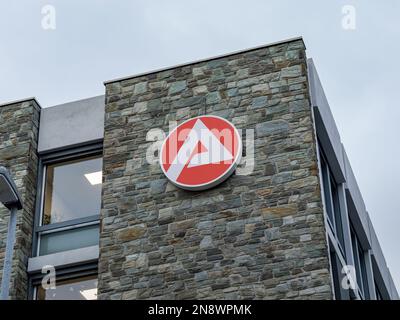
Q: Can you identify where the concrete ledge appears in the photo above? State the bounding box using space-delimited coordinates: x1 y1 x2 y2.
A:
27 245 99 273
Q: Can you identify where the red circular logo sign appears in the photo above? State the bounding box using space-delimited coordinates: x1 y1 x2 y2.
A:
160 115 242 190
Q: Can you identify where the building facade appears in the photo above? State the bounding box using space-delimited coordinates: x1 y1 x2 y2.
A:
0 37 398 300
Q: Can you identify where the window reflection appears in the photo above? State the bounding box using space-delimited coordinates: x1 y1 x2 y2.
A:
43 157 102 225
36 276 98 300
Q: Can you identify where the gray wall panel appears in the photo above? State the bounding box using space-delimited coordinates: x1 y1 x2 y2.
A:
308 59 345 183
38 95 105 153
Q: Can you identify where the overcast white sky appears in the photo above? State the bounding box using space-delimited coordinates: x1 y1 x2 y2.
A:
1 1 399 292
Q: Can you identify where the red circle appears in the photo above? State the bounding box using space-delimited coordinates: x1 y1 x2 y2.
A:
160 116 242 190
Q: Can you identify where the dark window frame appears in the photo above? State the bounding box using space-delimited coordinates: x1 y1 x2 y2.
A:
350 224 370 299
328 240 352 300
32 142 103 256
29 142 102 300
319 147 346 257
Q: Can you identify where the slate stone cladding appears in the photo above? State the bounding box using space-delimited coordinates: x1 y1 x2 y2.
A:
98 38 333 300
0 99 40 299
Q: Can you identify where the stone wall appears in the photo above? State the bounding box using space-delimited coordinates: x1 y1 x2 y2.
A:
0 99 40 299
99 38 333 299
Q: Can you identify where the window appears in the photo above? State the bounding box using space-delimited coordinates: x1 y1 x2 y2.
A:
35 155 102 256
43 157 102 224
30 145 102 300
350 226 369 299
36 275 98 300
319 148 346 255
39 224 100 255
329 241 350 300
375 281 383 300
330 180 345 250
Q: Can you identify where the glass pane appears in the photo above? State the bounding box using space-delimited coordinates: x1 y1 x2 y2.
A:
351 232 363 293
329 250 341 299
331 178 345 252
43 156 102 225
39 224 99 255
329 249 350 300
36 275 98 300
321 156 334 224
358 242 369 298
